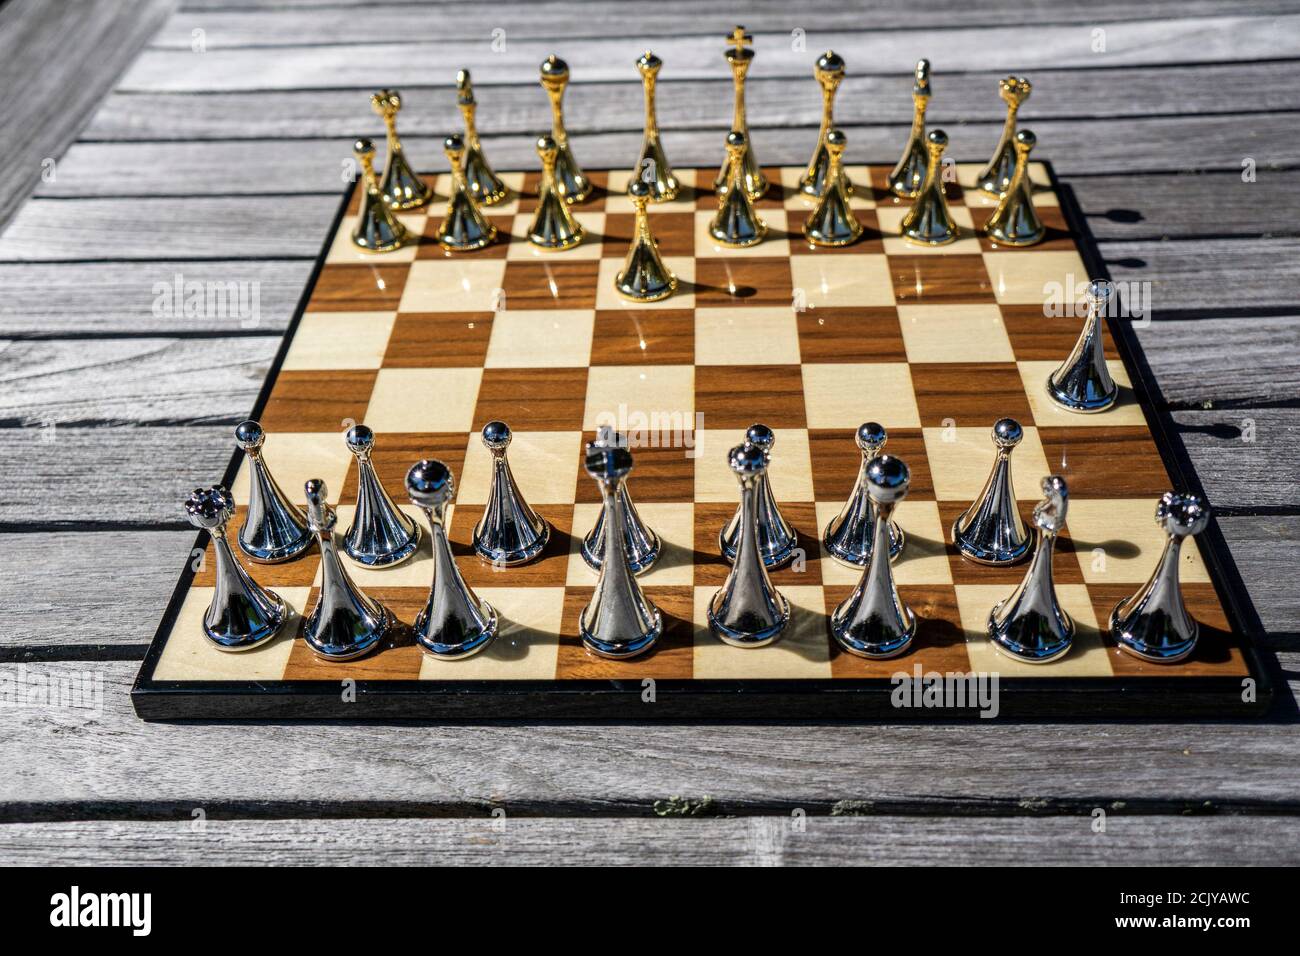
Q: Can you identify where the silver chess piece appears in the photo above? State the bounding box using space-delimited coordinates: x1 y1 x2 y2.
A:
580 440 663 659
1110 493 1210 663
185 485 287 651
708 443 791 648
1047 279 1120 413
988 475 1073 664
407 459 499 660
720 423 798 569
823 422 904 567
301 478 393 662
953 418 1031 565
581 428 660 574
342 424 420 567
472 421 550 566
830 455 916 659
234 419 312 564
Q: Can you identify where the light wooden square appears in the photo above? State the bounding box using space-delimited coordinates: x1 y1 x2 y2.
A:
566 502 695 586
457 430 582 505
282 312 396 371
418 586 563 680
956 583 1114 677
364 367 482 433
879 206 981 255
506 212 606 260
484 310 595 368
983 249 1088 306
801 362 921 429
789 254 895 307
693 427 813 503
695 307 800 365
898 304 1015 363
327 214 425 264
922 425 1052 501
815 500 953 586
1017 360 1148 427
693 209 791 258
1066 499 1211 585
594 256 695 310
231 432 350 506
583 364 695 432
153 586 307 681
399 259 508 313
692 584 832 678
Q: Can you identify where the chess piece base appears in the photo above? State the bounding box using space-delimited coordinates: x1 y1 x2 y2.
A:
416 600 499 660
580 528 660 575
987 600 1073 663
830 608 916 660
237 529 314 564
203 591 287 652
1045 372 1119 414
305 606 393 662
474 521 550 567
952 517 1032 566
823 522 905 568
1110 602 1199 663
708 591 790 648
718 528 797 570
581 606 663 659
344 523 421 568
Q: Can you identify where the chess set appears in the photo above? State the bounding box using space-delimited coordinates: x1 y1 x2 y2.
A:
132 29 1270 720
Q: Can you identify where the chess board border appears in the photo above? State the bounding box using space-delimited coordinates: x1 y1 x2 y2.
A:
131 162 1274 721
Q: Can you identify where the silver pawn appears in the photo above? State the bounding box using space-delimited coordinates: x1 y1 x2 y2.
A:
709 443 791 648
472 421 550 566
953 418 1031 565
1111 493 1210 663
1047 279 1120 413
988 475 1073 663
185 485 287 651
301 478 393 662
342 424 420 567
830 455 916 659
581 428 660 574
580 440 663 659
823 422 904 566
235 420 312 563
720 423 798 569
407 459 498 660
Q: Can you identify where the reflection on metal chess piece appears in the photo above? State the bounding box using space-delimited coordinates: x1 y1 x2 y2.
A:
714 25 767 200
709 131 767 247
984 129 1045 247
580 439 663 659
582 427 660 574
803 128 861 247
342 424 420 567
709 443 791 648
634 51 679 202
953 418 1031 566
350 138 411 253
799 50 850 197
371 89 432 210
539 55 591 204
615 180 677 302
301 478 393 662
988 475 1073 663
720 424 797 569
823 422 904 567
978 75 1033 196
437 133 497 251
1047 279 1120 413
456 69 507 206
235 419 312 563
830 455 916 659
529 135 585 250
900 129 958 246
888 59 931 199
407 459 498 660
472 421 550 566
185 485 287 651
1111 493 1210 663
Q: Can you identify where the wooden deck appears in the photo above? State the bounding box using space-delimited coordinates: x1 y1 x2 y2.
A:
0 0 1296 864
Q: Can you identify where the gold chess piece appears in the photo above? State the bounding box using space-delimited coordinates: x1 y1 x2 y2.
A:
634 51 679 202
804 128 861 246
456 69 507 206
888 59 931 199
529 135 584 250
978 75 1032 196
799 50 852 197
984 129 1045 247
899 129 958 246
714 26 767 201
616 180 677 301
709 131 767 247
370 89 432 210
540 55 591 204
351 138 411 253
437 134 497 252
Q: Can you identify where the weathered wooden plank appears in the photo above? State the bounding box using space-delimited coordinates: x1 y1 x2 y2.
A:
2 815 1297 865
1135 316 1300 406
118 16 1300 92
1218 516 1300 643
1105 238 1300 312
0 0 175 230
2 660 1298 809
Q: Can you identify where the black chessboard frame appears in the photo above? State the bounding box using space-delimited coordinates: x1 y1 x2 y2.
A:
131 162 1274 721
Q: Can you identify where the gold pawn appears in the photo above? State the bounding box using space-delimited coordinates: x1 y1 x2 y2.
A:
351 138 411 253
528 135 584 250
888 60 931 199
709 131 767 247
457 70 508 206
803 128 861 247
714 26 767 201
984 130 1045 247
437 134 497 252
634 51 679 202
978 76 1032 196
899 129 958 246
371 89 432 210
540 55 592 204
799 50 851 197
615 181 677 301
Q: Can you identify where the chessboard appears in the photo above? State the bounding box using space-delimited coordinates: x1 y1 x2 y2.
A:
132 162 1270 720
